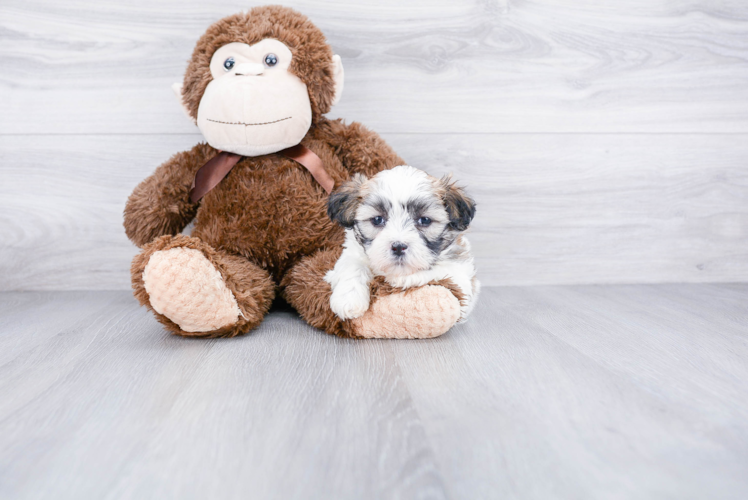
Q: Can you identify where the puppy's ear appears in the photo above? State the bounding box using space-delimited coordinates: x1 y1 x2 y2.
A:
440 175 477 231
328 174 367 228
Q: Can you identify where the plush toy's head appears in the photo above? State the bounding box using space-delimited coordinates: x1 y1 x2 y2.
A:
173 6 345 156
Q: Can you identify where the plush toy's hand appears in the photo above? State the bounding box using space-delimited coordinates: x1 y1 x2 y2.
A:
123 144 214 248
330 281 370 320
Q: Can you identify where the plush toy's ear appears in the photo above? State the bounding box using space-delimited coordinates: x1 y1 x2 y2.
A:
440 175 477 231
330 55 345 106
172 82 196 124
328 173 366 228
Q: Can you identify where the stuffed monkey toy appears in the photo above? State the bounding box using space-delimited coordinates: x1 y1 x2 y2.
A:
124 6 465 339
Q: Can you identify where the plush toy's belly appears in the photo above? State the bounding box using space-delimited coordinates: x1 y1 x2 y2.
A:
191 155 344 280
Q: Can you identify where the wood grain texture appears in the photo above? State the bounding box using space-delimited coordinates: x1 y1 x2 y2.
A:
0 285 747 499
1 133 746 291
0 292 445 499
392 284 748 499
1 0 747 288
1 0 748 134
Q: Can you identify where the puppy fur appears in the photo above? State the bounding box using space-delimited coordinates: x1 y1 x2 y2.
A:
325 166 480 322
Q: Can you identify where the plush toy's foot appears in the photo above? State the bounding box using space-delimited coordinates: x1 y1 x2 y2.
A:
349 285 460 339
143 247 241 333
282 249 462 339
132 235 275 337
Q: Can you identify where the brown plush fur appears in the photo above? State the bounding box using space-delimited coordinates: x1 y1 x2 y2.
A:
124 6 459 338
124 144 215 247
280 247 350 337
125 116 403 337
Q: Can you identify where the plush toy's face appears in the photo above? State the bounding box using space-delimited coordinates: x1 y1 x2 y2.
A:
197 40 313 156
175 8 346 158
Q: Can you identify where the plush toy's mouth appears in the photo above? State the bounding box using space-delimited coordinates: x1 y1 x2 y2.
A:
206 117 292 126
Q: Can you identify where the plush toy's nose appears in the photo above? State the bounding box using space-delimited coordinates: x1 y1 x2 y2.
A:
234 63 264 76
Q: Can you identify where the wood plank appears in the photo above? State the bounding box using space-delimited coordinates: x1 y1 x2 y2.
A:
389 133 748 286
392 284 748 499
1 286 747 498
2 0 748 134
1 133 746 290
0 292 446 499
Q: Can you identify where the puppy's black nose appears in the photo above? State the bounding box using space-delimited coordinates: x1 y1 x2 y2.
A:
391 242 408 256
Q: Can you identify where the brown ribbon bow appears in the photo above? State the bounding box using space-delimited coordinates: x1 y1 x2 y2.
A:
189 145 335 203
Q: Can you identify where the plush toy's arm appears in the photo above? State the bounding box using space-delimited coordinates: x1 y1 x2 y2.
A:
124 143 214 248
324 119 406 177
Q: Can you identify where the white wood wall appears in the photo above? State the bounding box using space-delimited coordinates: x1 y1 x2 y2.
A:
1 0 747 290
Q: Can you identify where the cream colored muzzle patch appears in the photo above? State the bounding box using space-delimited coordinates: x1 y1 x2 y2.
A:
196 73 312 156
196 40 312 157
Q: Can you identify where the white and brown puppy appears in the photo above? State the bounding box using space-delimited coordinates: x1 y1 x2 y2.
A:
325 165 480 322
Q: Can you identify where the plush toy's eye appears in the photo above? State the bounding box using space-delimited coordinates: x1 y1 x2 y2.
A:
371 216 385 227
264 53 278 67
417 217 432 226
223 57 235 71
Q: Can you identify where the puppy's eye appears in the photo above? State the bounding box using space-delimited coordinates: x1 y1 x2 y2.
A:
417 217 432 226
371 216 385 227
223 57 235 71
264 53 278 67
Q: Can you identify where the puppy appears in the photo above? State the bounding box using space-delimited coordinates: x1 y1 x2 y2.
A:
325 165 480 322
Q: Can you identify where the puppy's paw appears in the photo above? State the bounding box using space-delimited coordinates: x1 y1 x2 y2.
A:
330 283 371 320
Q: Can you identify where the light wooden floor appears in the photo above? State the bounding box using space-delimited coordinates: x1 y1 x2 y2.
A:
1 285 746 499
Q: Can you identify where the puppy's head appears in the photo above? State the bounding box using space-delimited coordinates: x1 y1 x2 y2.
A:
328 165 476 278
